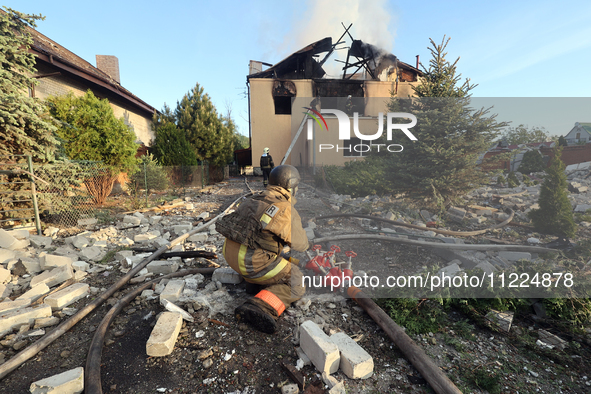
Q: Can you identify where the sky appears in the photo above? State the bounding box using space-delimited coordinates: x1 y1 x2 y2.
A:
9 0 591 138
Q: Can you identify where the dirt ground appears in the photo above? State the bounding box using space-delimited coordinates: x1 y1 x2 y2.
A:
1 176 590 394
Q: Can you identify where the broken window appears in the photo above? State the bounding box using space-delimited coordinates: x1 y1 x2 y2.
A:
273 80 296 115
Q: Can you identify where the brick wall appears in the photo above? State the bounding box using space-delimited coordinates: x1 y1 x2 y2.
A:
540 144 591 166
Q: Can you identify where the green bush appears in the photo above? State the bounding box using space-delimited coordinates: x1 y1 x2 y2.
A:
496 175 505 186
128 154 169 196
507 171 519 188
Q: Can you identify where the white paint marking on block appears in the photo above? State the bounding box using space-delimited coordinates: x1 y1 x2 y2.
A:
146 312 183 357
299 320 340 374
44 283 90 310
29 366 84 394
330 332 374 379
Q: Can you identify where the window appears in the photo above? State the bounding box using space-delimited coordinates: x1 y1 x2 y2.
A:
342 137 367 157
273 96 292 114
576 132 581 139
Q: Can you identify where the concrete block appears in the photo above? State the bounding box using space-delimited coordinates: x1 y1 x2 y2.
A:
0 304 52 334
160 298 194 322
17 283 50 302
538 329 567 350
72 261 90 272
44 283 89 310
0 283 11 300
147 260 180 275
0 248 16 264
212 267 243 284
160 279 185 303
146 312 183 357
29 367 84 394
79 246 104 261
497 251 531 261
281 383 300 394
447 207 466 219
30 265 74 288
438 263 462 277
20 257 41 274
173 224 192 234
0 229 18 249
29 235 53 248
7 238 29 250
8 229 30 239
134 233 158 242
40 254 74 270
485 310 514 333
187 233 208 243
0 266 10 284
330 332 374 379
149 216 162 225
299 320 340 374
123 215 141 225
0 299 32 315
115 250 134 264
34 316 60 329
71 236 91 249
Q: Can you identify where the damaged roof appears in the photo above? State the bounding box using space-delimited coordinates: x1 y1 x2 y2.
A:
26 25 156 115
248 37 333 80
248 36 422 81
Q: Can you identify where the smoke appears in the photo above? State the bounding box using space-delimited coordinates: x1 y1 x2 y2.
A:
282 0 396 78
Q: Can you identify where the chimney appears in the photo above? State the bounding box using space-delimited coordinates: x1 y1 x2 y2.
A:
96 55 120 83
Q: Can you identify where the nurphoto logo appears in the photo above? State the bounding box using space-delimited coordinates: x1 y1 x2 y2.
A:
304 108 418 154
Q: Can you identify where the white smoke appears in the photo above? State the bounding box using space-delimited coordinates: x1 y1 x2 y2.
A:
284 0 396 78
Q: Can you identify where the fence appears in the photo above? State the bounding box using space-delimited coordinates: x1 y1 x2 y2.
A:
0 155 42 234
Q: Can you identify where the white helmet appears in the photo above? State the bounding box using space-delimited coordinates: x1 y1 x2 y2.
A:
263 147 270 154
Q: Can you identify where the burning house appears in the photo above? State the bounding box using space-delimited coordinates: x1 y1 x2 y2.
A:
245 27 422 169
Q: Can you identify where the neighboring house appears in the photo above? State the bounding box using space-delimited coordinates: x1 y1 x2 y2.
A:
564 122 591 145
245 35 423 169
26 25 157 148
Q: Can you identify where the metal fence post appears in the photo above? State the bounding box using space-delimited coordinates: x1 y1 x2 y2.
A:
143 160 149 208
27 155 42 235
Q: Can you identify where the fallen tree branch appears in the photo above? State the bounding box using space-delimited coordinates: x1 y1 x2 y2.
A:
313 234 552 254
316 209 515 237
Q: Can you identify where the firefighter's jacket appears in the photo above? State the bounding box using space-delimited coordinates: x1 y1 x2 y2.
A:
260 154 274 170
220 186 308 283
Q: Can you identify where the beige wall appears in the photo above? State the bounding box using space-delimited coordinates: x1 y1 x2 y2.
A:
33 64 154 146
249 79 314 166
249 78 421 168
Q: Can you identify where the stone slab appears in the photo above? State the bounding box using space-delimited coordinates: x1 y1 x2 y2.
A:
44 283 90 310
0 304 52 335
146 312 183 357
29 367 84 394
330 332 374 379
299 320 340 375
159 279 185 303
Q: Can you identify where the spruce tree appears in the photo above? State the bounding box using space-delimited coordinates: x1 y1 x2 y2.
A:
0 8 57 161
175 83 234 167
519 150 545 174
382 36 505 205
528 147 576 238
151 105 198 166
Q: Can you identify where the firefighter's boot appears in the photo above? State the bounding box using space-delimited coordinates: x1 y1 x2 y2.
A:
235 302 277 334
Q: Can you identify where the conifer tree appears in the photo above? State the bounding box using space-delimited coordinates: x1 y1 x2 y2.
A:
151 105 198 166
175 83 234 167
0 8 57 161
528 147 576 238
518 150 545 174
382 36 505 205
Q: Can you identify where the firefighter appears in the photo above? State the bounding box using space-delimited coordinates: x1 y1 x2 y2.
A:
216 165 308 334
260 147 274 187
